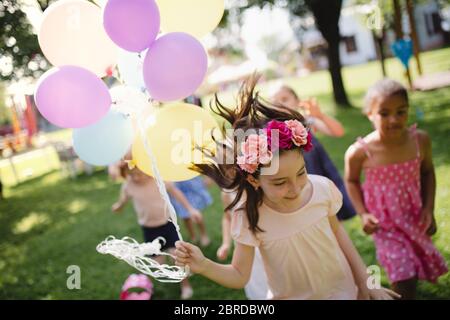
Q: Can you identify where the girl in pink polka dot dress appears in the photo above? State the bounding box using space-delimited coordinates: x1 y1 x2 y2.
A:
344 79 447 299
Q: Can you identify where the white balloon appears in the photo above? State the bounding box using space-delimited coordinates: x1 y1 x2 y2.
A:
117 48 147 91
110 85 150 115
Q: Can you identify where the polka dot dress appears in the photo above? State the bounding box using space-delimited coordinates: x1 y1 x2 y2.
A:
358 126 448 283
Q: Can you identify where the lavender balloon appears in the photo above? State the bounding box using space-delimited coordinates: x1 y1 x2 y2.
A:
103 0 160 52
143 32 208 102
35 66 111 128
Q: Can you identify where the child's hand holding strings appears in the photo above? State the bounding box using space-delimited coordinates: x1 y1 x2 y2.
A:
174 241 208 274
361 213 379 235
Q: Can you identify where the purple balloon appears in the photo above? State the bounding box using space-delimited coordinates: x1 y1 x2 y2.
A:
103 0 160 52
35 66 111 128
143 32 208 102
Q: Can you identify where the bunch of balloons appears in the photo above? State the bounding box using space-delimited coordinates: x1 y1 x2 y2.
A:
34 0 224 180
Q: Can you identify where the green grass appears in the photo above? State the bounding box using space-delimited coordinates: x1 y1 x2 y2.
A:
1 47 449 299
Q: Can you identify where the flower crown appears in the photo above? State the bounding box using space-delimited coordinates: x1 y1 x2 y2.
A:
236 119 313 174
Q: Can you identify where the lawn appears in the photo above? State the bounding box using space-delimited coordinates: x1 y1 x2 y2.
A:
0 47 449 299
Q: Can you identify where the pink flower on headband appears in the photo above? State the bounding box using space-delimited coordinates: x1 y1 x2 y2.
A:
303 132 313 152
266 120 293 150
285 120 308 147
237 134 273 174
265 119 313 151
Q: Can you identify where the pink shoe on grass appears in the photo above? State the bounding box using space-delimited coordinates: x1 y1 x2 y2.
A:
120 274 153 300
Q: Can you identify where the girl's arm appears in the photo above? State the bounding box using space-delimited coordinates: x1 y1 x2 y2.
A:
312 114 345 137
111 184 129 212
175 240 254 289
217 192 233 260
418 131 437 234
217 211 232 260
344 144 379 234
301 98 345 137
165 182 202 221
328 216 399 300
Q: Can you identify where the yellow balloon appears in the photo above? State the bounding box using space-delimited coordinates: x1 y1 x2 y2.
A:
38 0 117 77
132 103 220 181
156 0 225 38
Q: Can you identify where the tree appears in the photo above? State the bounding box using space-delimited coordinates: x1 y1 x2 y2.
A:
0 0 94 82
0 0 46 81
306 0 349 106
236 0 350 106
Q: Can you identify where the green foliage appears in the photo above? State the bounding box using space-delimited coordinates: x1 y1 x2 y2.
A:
0 0 46 81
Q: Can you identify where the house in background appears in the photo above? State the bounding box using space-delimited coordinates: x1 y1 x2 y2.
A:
302 0 447 70
339 6 377 66
412 1 446 50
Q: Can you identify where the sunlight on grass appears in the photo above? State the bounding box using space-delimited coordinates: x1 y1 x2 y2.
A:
67 199 89 215
13 212 50 235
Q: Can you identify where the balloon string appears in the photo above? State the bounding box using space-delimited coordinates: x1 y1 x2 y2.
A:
136 104 190 277
96 236 187 282
96 102 189 282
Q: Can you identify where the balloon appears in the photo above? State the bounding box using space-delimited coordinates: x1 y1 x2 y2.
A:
38 0 117 77
156 0 224 38
391 39 413 69
117 48 146 91
132 103 219 181
143 33 208 102
110 85 150 115
35 66 111 128
103 0 160 52
73 109 134 166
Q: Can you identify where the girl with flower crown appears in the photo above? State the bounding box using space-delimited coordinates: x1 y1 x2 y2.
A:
272 84 356 221
173 75 399 300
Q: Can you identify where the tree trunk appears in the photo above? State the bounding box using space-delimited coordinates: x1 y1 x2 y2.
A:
406 0 423 75
326 35 350 106
393 0 403 40
373 30 387 77
306 0 350 107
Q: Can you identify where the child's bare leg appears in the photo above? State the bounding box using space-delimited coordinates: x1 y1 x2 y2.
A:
195 215 210 246
392 278 417 300
168 248 193 299
183 218 197 242
180 278 193 299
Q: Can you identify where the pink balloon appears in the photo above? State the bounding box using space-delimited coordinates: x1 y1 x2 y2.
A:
143 32 208 102
35 66 111 128
103 0 160 52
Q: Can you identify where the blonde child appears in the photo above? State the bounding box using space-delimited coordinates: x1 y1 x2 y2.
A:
111 161 201 300
344 78 448 299
173 76 398 300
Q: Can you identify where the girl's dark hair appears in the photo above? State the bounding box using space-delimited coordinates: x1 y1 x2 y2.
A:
363 78 408 114
118 161 129 179
192 74 308 234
